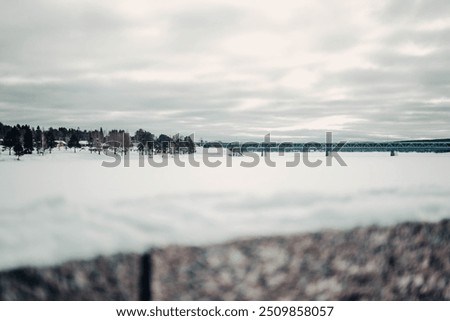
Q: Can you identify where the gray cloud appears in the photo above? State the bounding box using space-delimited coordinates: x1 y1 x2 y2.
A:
0 0 449 141
379 0 450 22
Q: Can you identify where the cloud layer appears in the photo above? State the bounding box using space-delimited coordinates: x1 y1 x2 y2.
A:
0 0 449 141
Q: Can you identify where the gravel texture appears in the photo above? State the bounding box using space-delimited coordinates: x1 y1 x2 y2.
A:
152 220 450 300
1 220 449 300
0 254 141 300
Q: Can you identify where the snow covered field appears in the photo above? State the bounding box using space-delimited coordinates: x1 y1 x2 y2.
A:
0 149 449 270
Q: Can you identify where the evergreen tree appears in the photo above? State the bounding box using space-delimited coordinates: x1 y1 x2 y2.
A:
13 142 24 160
58 127 68 141
185 135 196 154
137 142 144 154
3 130 14 155
0 122 12 139
68 133 80 152
44 130 56 153
173 133 181 154
23 126 33 154
35 126 43 151
157 134 172 154
134 129 154 154
3 127 21 155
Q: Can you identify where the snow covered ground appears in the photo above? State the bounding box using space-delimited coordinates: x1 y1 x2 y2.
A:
0 148 449 270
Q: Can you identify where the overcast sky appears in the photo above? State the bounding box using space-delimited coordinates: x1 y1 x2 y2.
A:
0 0 449 141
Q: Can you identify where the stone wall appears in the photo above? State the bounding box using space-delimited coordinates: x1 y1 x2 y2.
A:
0 254 141 300
1 220 449 300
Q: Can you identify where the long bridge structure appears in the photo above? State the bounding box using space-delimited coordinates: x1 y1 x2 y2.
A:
200 139 450 154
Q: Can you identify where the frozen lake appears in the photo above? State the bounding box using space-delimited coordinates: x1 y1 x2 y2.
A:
0 149 449 270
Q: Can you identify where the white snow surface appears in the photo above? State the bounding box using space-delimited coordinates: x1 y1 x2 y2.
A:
0 149 449 270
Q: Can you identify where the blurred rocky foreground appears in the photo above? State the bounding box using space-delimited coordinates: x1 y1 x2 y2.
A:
1 220 449 300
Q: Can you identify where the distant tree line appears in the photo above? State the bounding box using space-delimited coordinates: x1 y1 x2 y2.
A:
0 122 196 159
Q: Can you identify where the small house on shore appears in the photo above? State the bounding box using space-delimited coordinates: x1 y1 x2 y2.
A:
79 140 89 148
54 140 67 148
